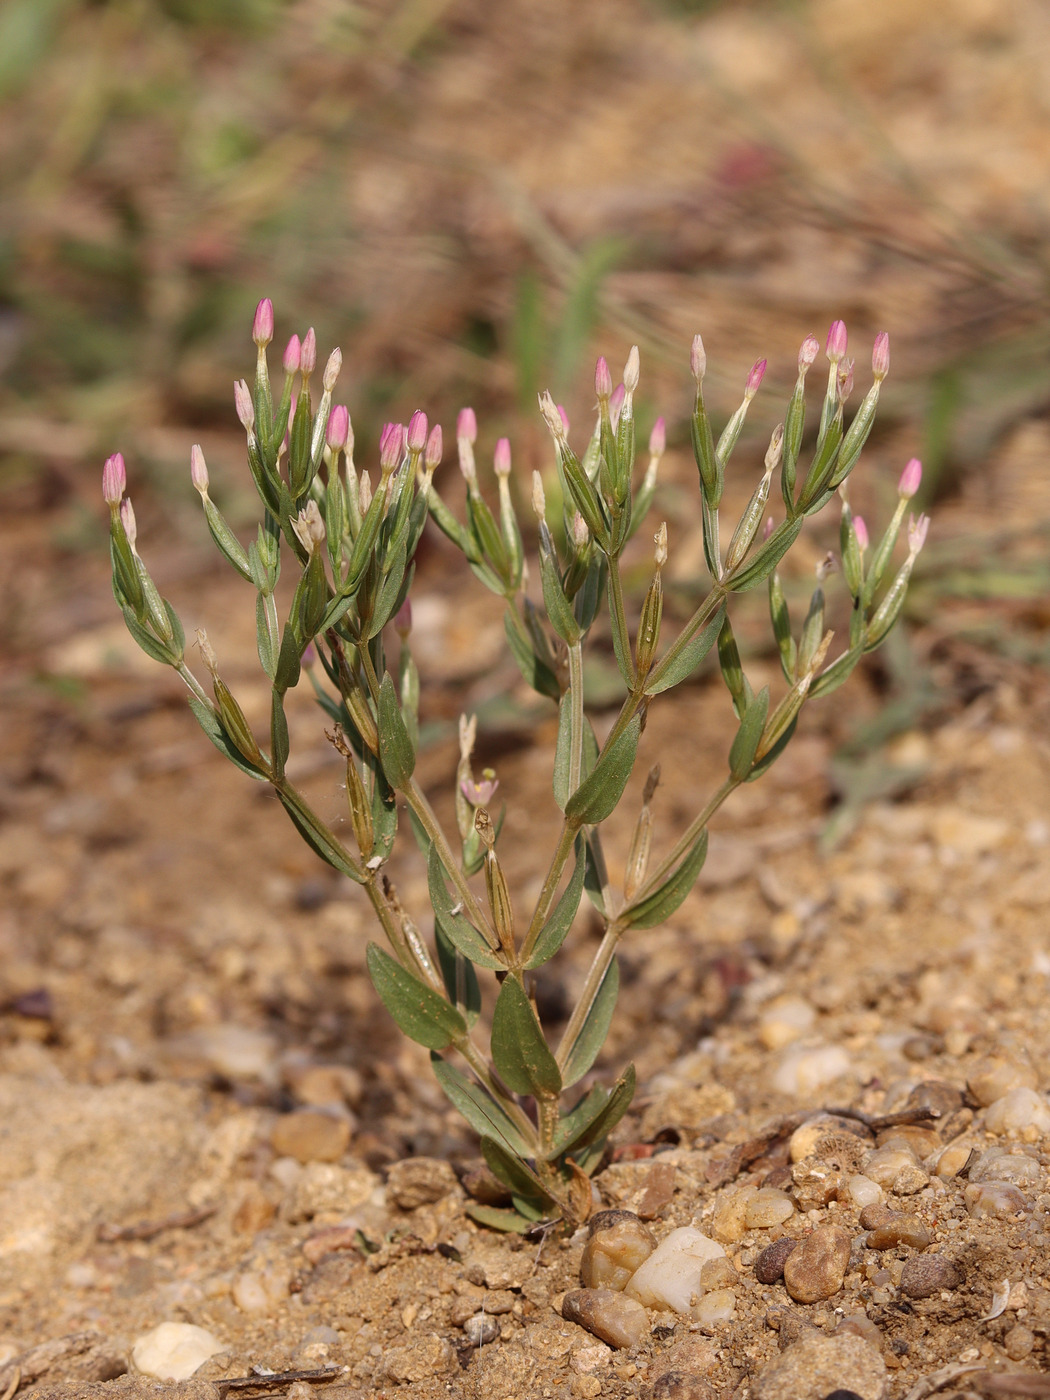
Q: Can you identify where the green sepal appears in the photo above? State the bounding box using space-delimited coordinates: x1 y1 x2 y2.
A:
717 613 747 716
427 845 504 970
435 921 481 1027
728 686 770 781
724 517 803 593
287 389 314 500
365 943 465 1050
829 382 879 490
622 829 708 930
561 957 618 1088
690 392 719 505
429 1054 533 1158
525 840 586 969
481 1136 549 1200
467 492 510 582
798 587 826 676
797 414 843 511
504 608 560 701
809 646 862 698
645 602 725 695
491 976 562 1098
343 480 388 596
377 671 416 788
187 695 269 780
279 787 366 883
747 714 798 781
573 554 606 632
564 715 641 826
781 374 806 514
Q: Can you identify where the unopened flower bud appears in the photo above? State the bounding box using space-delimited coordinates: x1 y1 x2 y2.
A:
815 550 837 581
379 422 405 474
233 379 255 431
299 328 317 376
322 346 342 392
594 355 612 399
572 512 589 549
457 406 477 443
120 497 137 549
854 515 869 551
195 627 218 675
326 404 349 451
825 319 847 363
898 457 922 499
302 642 317 667
402 409 426 454
837 357 855 401
745 358 767 400
762 515 775 541
654 521 668 567
394 599 412 639
690 333 706 384
872 331 890 381
557 404 570 435
764 422 784 476
292 499 326 555
609 382 625 430
538 391 567 442
252 298 274 347
282 334 301 374
359 470 372 513
458 713 477 761
190 444 209 496
908 512 930 557
649 416 666 456
531 470 546 521
798 334 820 370
425 424 443 470
102 452 126 506
494 437 511 476
623 345 640 394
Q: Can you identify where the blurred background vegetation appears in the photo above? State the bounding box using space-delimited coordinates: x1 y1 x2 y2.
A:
2 0 1049 673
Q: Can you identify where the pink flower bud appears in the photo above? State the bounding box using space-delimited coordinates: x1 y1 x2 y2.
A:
302 642 318 667
609 382 625 430
102 452 126 506
407 409 428 453
762 515 775 541
825 319 848 363
908 512 929 556
425 424 443 469
853 515 869 551
690 333 706 384
252 298 274 347
457 407 477 443
494 437 511 476
594 355 612 399
299 328 316 376
379 422 404 473
394 599 412 639
282 334 301 374
326 404 349 451
898 457 922 499
648 416 666 456
745 358 767 400
798 334 820 370
233 379 255 431
190 444 209 495
120 497 137 548
623 345 640 394
837 357 854 401
322 347 342 393
871 332 890 381
557 404 570 435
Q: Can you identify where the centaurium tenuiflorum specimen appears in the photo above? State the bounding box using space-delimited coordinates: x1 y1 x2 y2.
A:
105 304 928 1230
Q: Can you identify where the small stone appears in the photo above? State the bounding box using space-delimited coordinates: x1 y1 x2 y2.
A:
650 1374 718 1400
902 1033 942 1061
271 1110 350 1163
131 1323 225 1380
745 1188 795 1229
984 1088 1050 1137
378 1334 455 1383
968 1051 1038 1107
580 1210 657 1290
624 1226 726 1313
858 1203 895 1231
301 1223 363 1264
573 1376 602 1399
875 1126 940 1158
905 1080 963 1120
782 1224 852 1304
964 1182 1030 1218
463 1313 500 1347
284 1160 377 1222
231 1268 288 1314
694 1288 735 1330
758 995 816 1051
865 1213 931 1251
835 1314 883 1348
755 1237 798 1284
791 1160 843 1211
387 1156 459 1208
649 1335 718 1386
570 1342 611 1374
562 1289 649 1349
891 1161 930 1195
286 1063 363 1108
898 1254 962 1298
232 1181 276 1234
968 1148 1042 1188
773 1045 853 1097
1004 1324 1035 1361
750 1333 887 1400
843 1175 883 1209
933 1142 974 1179
698 1257 738 1291
710 1185 756 1243
861 1146 917 1188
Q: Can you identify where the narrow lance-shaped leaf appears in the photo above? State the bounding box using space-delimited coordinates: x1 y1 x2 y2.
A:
645 601 725 695
427 845 504 970
524 839 586 968
490 976 562 1098
560 1065 636 1157
728 686 770 781
561 957 619 1088
366 943 466 1051
480 1136 549 1202
565 715 641 826
622 830 708 931
278 786 366 883
430 1054 534 1158
377 671 415 788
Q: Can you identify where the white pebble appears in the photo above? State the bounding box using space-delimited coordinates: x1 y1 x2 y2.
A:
845 1174 883 1209
758 996 816 1051
132 1323 225 1380
861 1146 917 1188
624 1227 726 1314
984 1088 1050 1137
694 1288 735 1330
773 1045 853 1097
744 1188 795 1229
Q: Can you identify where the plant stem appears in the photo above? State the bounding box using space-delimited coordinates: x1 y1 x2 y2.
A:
607 555 636 689
567 641 585 796
175 661 214 709
519 820 578 965
644 587 725 694
405 778 494 939
455 1037 540 1150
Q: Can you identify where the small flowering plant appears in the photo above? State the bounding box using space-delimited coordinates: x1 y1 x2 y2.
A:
104 303 928 1230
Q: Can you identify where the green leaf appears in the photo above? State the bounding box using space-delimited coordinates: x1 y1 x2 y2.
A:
427 845 504 970
724 518 803 593
525 840 586 968
435 921 481 1027
728 686 770 781
491 977 562 1098
561 957 619 1087
187 695 269 781
270 689 290 779
565 715 641 826
377 671 415 788
539 544 582 644
553 696 599 812
583 831 607 914
504 609 560 700
274 623 302 692
464 1204 533 1234
480 1137 549 1201
369 758 399 862
368 543 409 639
366 943 465 1050
562 1065 635 1155
562 449 610 551
120 606 179 667
645 603 725 695
622 830 708 930
549 1084 609 1158
747 716 798 781
430 1054 534 1159
278 788 366 883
